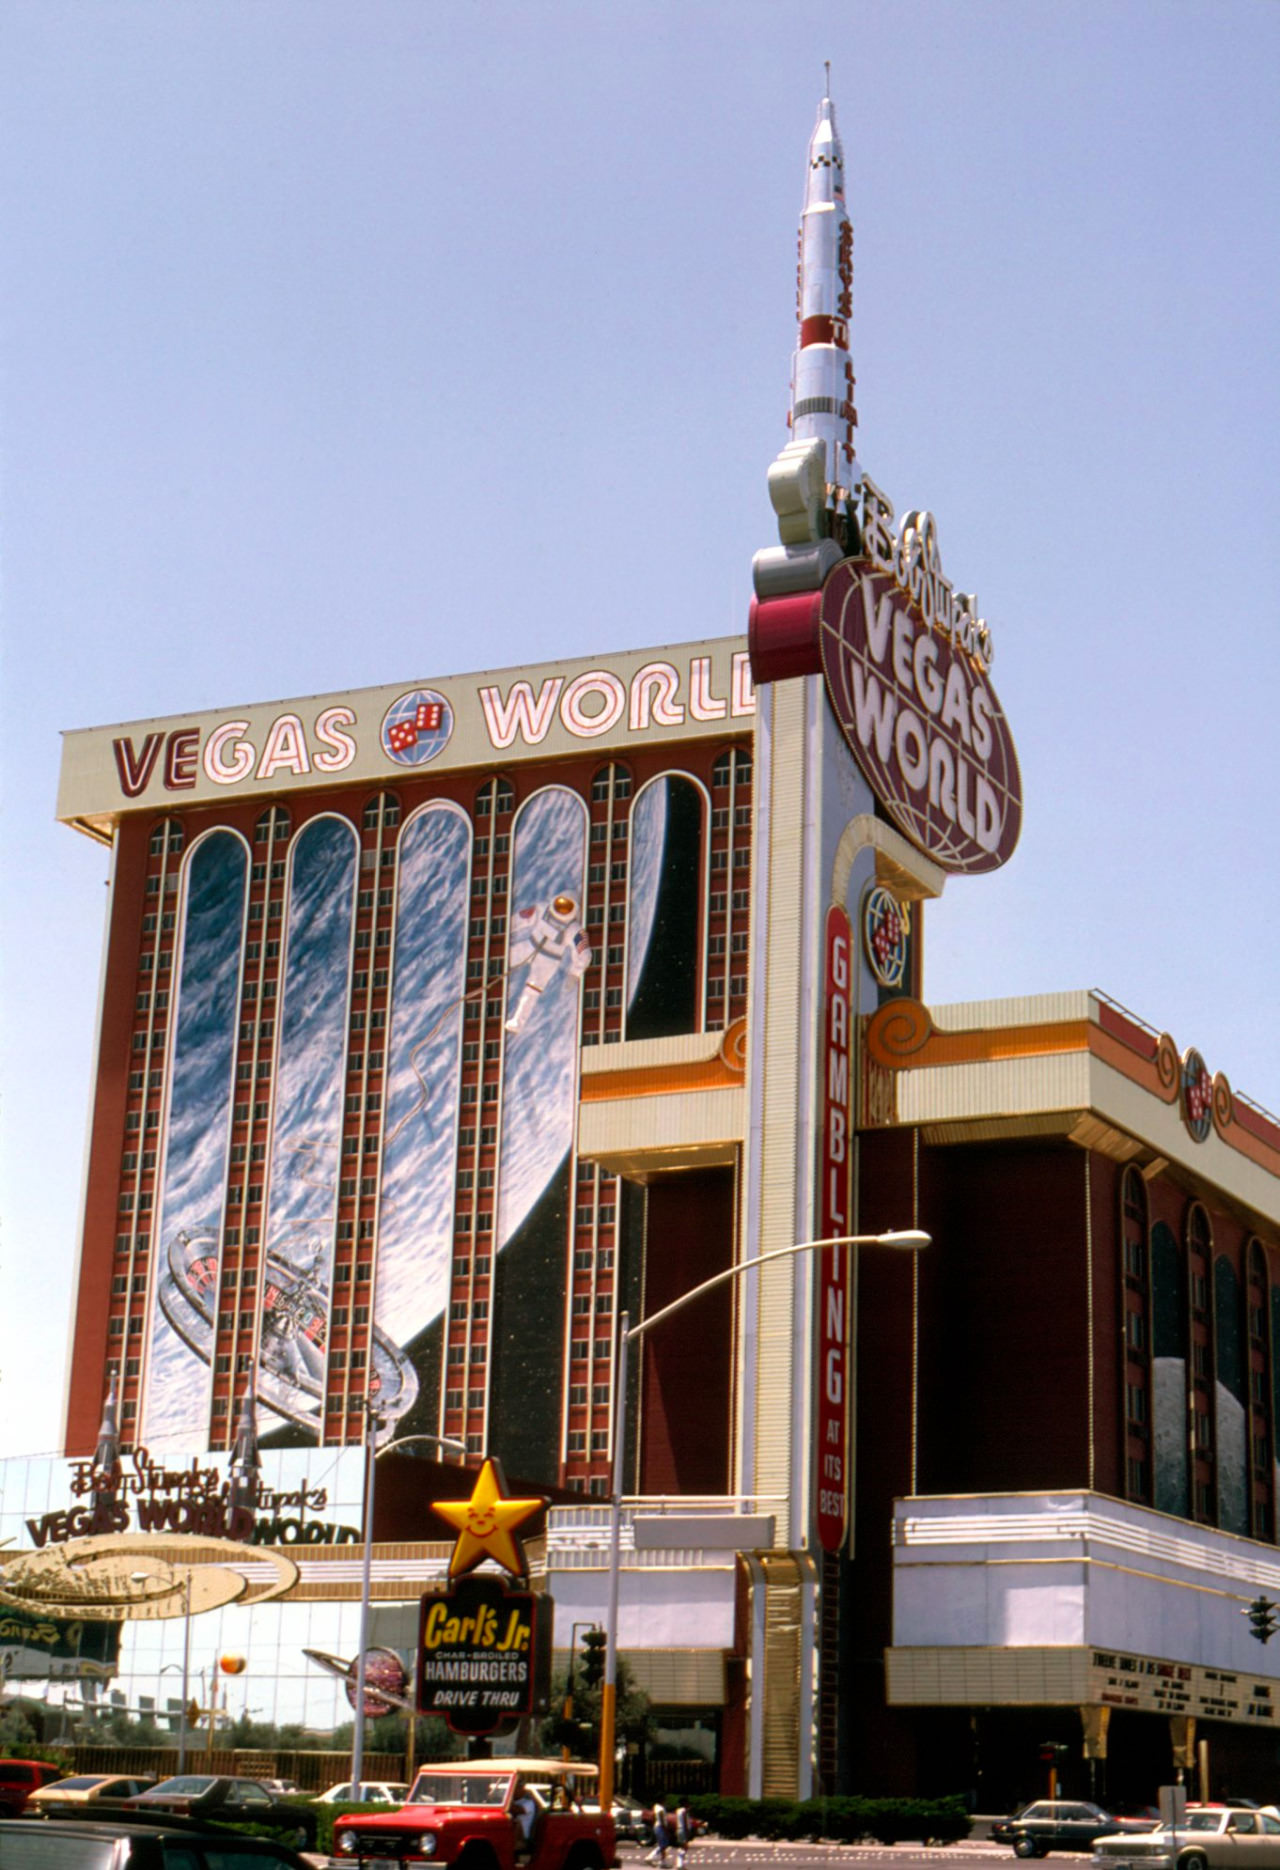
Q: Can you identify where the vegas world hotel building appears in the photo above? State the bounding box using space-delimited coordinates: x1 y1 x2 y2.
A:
6 90 1280 1806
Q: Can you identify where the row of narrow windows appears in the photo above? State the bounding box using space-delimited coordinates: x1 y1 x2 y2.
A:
1119 1164 1278 1540
121 750 751 1463
145 749 753 854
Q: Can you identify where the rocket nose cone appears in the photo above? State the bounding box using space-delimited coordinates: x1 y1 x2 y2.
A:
806 93 845 196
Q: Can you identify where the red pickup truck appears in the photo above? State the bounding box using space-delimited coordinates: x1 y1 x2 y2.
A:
332 1756 616 1870
0 1760 63 1817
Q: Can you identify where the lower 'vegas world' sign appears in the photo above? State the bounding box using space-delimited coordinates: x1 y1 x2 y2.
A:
417 1574 552 1735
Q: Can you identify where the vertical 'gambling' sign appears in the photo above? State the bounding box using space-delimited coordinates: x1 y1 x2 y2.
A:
816 905 852 1553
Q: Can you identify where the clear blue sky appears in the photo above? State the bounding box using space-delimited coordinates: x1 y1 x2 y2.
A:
2 1 1277 1457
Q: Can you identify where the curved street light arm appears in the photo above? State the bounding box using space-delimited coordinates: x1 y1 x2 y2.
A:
626 1229 931 1346
598 1225 930 1807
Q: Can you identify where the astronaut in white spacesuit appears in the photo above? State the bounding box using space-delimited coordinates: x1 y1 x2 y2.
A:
504 893 592 1034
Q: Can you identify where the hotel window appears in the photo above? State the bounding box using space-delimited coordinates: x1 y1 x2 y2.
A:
255 807 291 844
362 793 399 831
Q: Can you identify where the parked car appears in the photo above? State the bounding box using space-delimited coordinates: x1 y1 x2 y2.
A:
607 1797 654 1844
1093 1804 1280 1870
260 1779 300 1798
128 1776 318 1848
0 1812 316 1867
993 1800 1142 1857
28 1775 157 1811
331 1755 615 1867
314 1780 409 1804
0 1760 63 1817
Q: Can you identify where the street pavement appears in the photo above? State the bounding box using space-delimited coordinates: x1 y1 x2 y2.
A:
308 1831 1068 1868
309 1844 1054 1869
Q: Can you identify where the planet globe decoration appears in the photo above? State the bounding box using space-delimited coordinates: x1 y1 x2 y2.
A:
219 1654 247 1675
345 1645 410 1718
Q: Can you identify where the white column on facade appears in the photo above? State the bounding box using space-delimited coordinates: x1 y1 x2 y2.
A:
744 676 821 1523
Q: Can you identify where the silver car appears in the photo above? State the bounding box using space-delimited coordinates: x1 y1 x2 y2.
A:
1094 1806 1280 1870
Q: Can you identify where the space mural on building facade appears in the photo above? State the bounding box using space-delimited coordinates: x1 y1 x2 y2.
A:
132 735 726 1467
257 815 360 1436
142 830 248 1444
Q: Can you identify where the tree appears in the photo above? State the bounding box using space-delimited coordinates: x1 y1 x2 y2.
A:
538 1659 654 1758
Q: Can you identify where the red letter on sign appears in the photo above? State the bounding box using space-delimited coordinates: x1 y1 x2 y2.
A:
112 733 163 799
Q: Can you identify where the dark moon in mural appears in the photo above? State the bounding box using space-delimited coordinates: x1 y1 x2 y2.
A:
626 777 703 1042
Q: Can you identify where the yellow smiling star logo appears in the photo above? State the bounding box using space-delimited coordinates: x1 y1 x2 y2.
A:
432 1458 544 1581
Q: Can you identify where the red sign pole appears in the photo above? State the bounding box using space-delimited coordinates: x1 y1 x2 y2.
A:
816 904 853 1553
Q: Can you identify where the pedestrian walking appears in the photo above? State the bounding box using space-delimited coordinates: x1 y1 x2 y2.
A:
674 1803 693 1868
646 1803 671 1866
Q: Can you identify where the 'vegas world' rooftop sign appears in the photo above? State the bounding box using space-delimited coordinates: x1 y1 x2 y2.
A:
58 641 754 833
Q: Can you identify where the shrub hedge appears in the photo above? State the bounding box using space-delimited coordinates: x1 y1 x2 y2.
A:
685 1794 971 1845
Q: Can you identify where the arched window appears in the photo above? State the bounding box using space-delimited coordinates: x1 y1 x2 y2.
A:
149 818 184 857
711 747 753 790
1247 1238 1273 1541
254 805 291 845
1119 1168 1151 1504
1214 1245 1247 1535
591 762 631 803
1150 1216 1188 1518
475 777 515 819
362 792 400 832
1186 1204 1216 1522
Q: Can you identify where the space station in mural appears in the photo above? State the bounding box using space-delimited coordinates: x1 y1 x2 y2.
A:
130 753 749 1473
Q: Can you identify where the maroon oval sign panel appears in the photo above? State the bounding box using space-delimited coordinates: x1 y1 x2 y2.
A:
818 562 1022 875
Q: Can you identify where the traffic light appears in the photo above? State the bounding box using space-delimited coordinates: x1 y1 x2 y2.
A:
1244 1596 1278 1643
580 1627 606 1689
550 1715 593 1753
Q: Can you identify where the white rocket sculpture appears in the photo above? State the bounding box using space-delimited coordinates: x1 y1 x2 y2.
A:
754 79 860 600
91 1374 121 1512
228 1382 262 1522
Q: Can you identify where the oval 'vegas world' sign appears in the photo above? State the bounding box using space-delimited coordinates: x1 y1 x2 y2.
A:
818 560 1022 874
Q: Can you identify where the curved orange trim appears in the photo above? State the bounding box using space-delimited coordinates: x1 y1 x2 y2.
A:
864 998 1092 1071
579 1018 747 1104
861 998 1280 1182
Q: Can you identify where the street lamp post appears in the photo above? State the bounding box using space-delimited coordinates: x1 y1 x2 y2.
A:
125 1565 192 1770
597 1228 930 1806
177 1570 193 1773
350 1415 467 1796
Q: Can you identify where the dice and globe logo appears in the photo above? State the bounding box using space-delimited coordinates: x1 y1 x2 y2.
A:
380 689 455 766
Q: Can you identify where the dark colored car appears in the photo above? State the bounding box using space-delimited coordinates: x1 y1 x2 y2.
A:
993 1800 1137 1857
0 1813 315 1867
0 1760 63 1817
129 1776 318 1849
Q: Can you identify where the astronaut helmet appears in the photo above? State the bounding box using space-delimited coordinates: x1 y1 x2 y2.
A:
549 893 578 923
